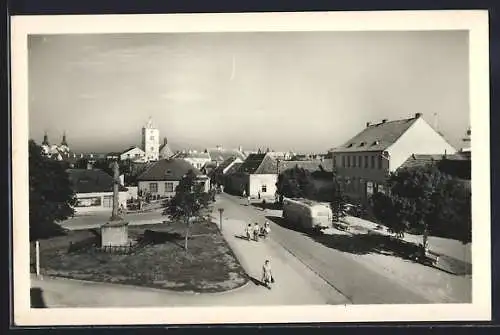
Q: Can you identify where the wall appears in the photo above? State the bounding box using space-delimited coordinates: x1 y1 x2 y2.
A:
249 174 277 199
387 117 457 171
120 147 145 161
126 186 138 200
333 151 390 201
225 173 249 196
142 128 160 161
73 191 129 215
138 180 180 198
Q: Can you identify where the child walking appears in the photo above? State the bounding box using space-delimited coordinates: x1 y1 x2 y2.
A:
261 260 274 289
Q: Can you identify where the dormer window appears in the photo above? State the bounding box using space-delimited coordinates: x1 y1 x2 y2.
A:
347 143 353 148
359 142 366 147
372 140 380 146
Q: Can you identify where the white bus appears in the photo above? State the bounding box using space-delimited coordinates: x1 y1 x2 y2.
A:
282 197 333 232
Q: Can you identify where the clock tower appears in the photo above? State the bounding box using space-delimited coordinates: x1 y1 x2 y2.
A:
141 117 160 161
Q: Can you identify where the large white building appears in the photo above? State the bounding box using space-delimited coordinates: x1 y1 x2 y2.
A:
141 118 160 162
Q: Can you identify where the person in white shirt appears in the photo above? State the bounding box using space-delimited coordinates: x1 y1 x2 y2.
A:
261 260 273 289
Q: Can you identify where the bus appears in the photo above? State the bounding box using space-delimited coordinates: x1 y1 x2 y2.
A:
282 197 333 233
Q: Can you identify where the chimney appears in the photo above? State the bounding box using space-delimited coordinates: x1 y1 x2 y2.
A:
366 122 371 127
382 119 388 123
163 137 168 145
415 113 422 118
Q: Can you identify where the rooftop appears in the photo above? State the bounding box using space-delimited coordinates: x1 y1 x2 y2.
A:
137 158 203 181
332 115 422 153
66 168 128 194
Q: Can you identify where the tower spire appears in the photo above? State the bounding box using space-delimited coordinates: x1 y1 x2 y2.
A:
61 131 68 146
42 131 49 146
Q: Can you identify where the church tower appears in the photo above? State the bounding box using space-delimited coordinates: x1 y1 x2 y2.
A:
141 117 160 161
59 131 70 153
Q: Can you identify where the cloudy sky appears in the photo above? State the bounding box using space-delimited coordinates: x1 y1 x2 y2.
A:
28 31 469 153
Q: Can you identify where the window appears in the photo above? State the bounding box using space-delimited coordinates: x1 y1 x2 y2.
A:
150 135 154 140
150 147 154 152
165 182 174 192
347 156 351 168
333 156 336 167
75 197 101 207
342 156 345 167
149 183 158 193
353 155 357 167
366 181 374 196
371 156 375 168
103 196 113 208
377 184 385 194
262 185 267 193
378 156 382 169
364 156 368 168
358 156 362 167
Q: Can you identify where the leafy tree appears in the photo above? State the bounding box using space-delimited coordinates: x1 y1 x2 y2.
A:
371 165 461 249
430 178 471 244
162 170 210 250
330 179 348 222
29 140 76 241
276 166 316 201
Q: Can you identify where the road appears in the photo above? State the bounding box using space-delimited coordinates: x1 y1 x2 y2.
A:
34 193 466 307
220 193 433 304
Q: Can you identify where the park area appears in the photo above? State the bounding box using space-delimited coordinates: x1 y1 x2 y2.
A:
30 220 248 293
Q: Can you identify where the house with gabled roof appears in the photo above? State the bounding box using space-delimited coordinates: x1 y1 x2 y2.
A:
137 158 210 198
331 113 457 202
66 168 129 215
120 146 146 162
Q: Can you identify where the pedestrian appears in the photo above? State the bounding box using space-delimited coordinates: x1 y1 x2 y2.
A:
242 189 246 198
245 223 253 241
261 260 274 289
253 222 260 241
258 191 261 200
247 195 251 206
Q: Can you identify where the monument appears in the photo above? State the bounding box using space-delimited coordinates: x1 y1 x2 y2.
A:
100 161 130 249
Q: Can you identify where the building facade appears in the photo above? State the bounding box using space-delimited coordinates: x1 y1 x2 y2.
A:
141 118 160 161
331 113 457 202
137 158 210 198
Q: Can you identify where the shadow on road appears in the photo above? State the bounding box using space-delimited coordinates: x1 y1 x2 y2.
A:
265 215 309 234
252 202 281 211
245 274 265 287
234 234 251 241
30 287 47 308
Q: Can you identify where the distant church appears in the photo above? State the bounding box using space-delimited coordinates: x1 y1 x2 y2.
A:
40 132 71 161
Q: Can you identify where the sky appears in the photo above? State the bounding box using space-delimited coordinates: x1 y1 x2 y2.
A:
28 31 470 154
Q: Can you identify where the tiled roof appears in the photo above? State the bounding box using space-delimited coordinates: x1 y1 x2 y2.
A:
208 148 246 162
175 152 211 160
137 158 202 181
237 153 268 174
121 146 142 155
225 162 243 174
332 117 419 153
278 160 329 173
159 143 174 159
399 154 445 170
67 169 127 194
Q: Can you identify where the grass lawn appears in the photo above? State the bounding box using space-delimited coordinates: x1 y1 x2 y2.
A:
31 220 248 293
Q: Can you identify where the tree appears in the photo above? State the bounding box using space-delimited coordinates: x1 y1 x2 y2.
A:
29 140 76 241
330 179 348 222
162 170 210 250
371 165 452 248
275 166 315 201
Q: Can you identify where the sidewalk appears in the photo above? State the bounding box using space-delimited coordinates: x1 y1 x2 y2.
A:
342 216 472 275
210 207 348 305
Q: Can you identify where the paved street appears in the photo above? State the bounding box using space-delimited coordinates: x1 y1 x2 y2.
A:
220 193 471 304
33 192 470 307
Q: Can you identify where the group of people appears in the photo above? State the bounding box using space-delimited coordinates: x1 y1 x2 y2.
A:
245 221 271 242
243 222 274 289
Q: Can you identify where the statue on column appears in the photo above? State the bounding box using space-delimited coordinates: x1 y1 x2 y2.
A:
110 160 122 221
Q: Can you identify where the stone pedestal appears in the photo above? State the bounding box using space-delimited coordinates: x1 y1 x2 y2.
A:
101 221 130 247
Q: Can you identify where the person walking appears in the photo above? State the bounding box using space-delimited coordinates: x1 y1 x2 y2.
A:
261 221 271 239
247 195 251 206
253 222 260 242
261 260 274 289
245 223 253 241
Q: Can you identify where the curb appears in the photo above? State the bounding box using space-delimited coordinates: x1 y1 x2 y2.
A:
31 273 251 296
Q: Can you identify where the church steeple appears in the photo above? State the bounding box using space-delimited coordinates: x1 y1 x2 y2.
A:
42 132 49 146
61 131 68 146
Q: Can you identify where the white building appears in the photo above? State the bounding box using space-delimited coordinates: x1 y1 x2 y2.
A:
120 146 146 162
141 118 160 162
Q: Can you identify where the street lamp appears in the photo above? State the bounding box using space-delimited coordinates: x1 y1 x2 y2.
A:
218 208 224 231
